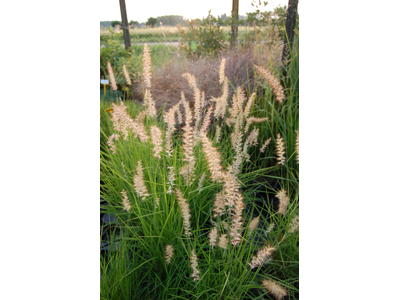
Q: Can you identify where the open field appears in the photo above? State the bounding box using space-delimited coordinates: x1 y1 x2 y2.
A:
100 26 271 44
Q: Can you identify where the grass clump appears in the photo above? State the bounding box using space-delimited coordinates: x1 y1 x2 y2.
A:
100 35 299 299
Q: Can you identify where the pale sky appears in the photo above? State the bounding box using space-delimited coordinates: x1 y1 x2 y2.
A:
99 0 298 23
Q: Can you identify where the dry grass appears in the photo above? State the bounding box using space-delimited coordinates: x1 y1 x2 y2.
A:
100 25 261 37
134 45 282 113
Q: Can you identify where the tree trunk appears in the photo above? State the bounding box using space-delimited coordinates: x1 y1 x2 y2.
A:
281 0 298 80
231 0 239 48
119 0 131 51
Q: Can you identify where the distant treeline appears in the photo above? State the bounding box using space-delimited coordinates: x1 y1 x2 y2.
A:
100 15 187 28
100 12 274 29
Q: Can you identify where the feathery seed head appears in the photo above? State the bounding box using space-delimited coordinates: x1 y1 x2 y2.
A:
165 245 174 264
218 234 228 250
249 216 260 235
275 133 286 165
212 190 225 218
175 188 192 237
215 125 221 143
254 64 285 103
276 189 290 215
289 215 299 233
166 166 176 194
261 279 288 300
200 133 225 183
248 246 276 269
244 117 269 133
150 125 163 159
107 61 118 90
260 138 272 153
142 43 152 89
120 189 131 212
133 160 149 201
209 227 218 249
190 249 201 281
107 134 119 154
144 89 157 117
122 64 132 85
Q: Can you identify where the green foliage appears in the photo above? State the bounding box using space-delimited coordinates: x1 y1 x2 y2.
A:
157 15 187 26
178 10 228 58
129 20 139 27
241 1 287 46
100 29 141 94
146 17 158 28
111 20 122 28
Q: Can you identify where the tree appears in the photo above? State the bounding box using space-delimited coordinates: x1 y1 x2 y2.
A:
146 17 158 28
111 20 122 28
157 15 186 26
231 0 239 47
129 20 139 27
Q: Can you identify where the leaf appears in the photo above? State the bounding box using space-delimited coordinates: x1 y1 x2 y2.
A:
190 41 197 52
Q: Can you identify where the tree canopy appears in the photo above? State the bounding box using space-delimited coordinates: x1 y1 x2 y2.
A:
146 17 158 28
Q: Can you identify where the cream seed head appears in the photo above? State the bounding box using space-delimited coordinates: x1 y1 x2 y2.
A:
122 64 132 85
209 227 218 249
107 61 118 91
212 190 225 218
200 106 214 134
260 138 272 153
249 216 260 235
120 189 131 212
200 133 225 183
248 246 276 269
230 191 245 246
107 134 119 154
276 189 290 215
261 279 288 300
144 89 156 117
215 125 221 143
288 215 299 233
175 188 192 237
133 160 150 201
166 166 176 194
218 234 228 250
190 249 201 281
275 133 286 165
254 64 285 103
142 43 152 89
165 245 174 264
244 117 269 133
150 125 163 159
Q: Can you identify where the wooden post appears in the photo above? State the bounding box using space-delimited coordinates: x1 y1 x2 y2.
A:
281 0 298 80
119 0 131 50
231 0 239 48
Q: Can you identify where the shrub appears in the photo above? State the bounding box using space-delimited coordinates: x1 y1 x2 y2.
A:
134 45 284 113
100 29 141 96
178 10 228 58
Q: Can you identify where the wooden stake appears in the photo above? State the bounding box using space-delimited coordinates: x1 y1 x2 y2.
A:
119 0 131 50
231 0 239 48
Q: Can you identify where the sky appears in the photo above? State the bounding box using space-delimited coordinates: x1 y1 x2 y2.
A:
99 0 298 23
